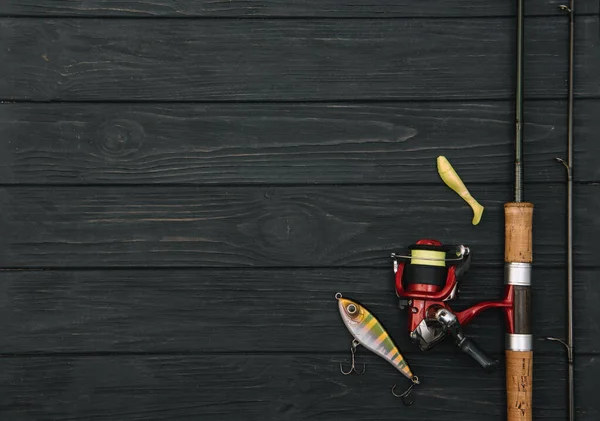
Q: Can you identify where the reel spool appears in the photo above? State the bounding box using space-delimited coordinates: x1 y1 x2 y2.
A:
392 239 470 303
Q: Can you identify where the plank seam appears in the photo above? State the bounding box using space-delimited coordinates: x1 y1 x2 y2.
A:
0 14 597 20
3 96 600 104
0 182 596 188
1 98 599 105
0 351 593 358
1 264 598 271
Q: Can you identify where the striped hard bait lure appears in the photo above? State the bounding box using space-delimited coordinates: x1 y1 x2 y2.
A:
335 292 419 403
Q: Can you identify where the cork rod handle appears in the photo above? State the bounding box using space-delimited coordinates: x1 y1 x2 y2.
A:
506 350 533 421
504 203 533 263
504 202 533 421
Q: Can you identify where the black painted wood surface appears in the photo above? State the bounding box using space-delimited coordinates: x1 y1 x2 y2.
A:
2 17 600 101
1 184 598 268
0 1 598 420
1 267 598 354
1 101 600 184
1 0 598 17
2 354 594 421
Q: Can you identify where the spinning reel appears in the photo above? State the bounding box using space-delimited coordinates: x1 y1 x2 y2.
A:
391 239 514 372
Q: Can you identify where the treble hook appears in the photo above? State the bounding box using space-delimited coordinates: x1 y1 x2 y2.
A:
392 376 419 406
340 339 366 375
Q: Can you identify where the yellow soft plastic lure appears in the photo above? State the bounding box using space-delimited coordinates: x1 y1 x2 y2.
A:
335 292 419 402
437 155 484 225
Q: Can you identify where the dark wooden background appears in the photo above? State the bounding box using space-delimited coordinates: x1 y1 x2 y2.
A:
0 1 599 420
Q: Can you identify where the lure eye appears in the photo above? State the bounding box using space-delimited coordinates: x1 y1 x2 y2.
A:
347 304 357 315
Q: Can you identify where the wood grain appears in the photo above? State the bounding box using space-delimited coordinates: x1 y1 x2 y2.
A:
0 267 596 354
0 184 595 268
0 0 595 419
1 100 598 185
0 182 600 268
1 0 597 17
0 353 593 421
1 17 598 101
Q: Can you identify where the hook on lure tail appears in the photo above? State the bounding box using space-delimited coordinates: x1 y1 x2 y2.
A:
392 376 420 406
335 292 419 405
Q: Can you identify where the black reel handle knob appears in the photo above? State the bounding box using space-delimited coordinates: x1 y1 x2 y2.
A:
435 308 499 373
455 335 499 373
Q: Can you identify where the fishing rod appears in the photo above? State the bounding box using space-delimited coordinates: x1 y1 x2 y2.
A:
390 3 534 414
547 1 575 420
503 0 534 419
390 2 535 418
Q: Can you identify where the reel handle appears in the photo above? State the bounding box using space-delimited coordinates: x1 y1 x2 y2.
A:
434 308 499 372
456 335 499 373
445 314 499 373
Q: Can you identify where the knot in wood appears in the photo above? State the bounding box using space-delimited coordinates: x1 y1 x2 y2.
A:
95 119 145 159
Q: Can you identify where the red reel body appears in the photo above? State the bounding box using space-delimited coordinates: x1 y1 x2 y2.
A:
392 239 514 371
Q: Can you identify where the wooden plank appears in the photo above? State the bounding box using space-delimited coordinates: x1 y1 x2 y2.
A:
0 267 595 354
0 0 597 17
0 184 596 268
0 354 592 420
0 17 598 101
1 100 598 185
